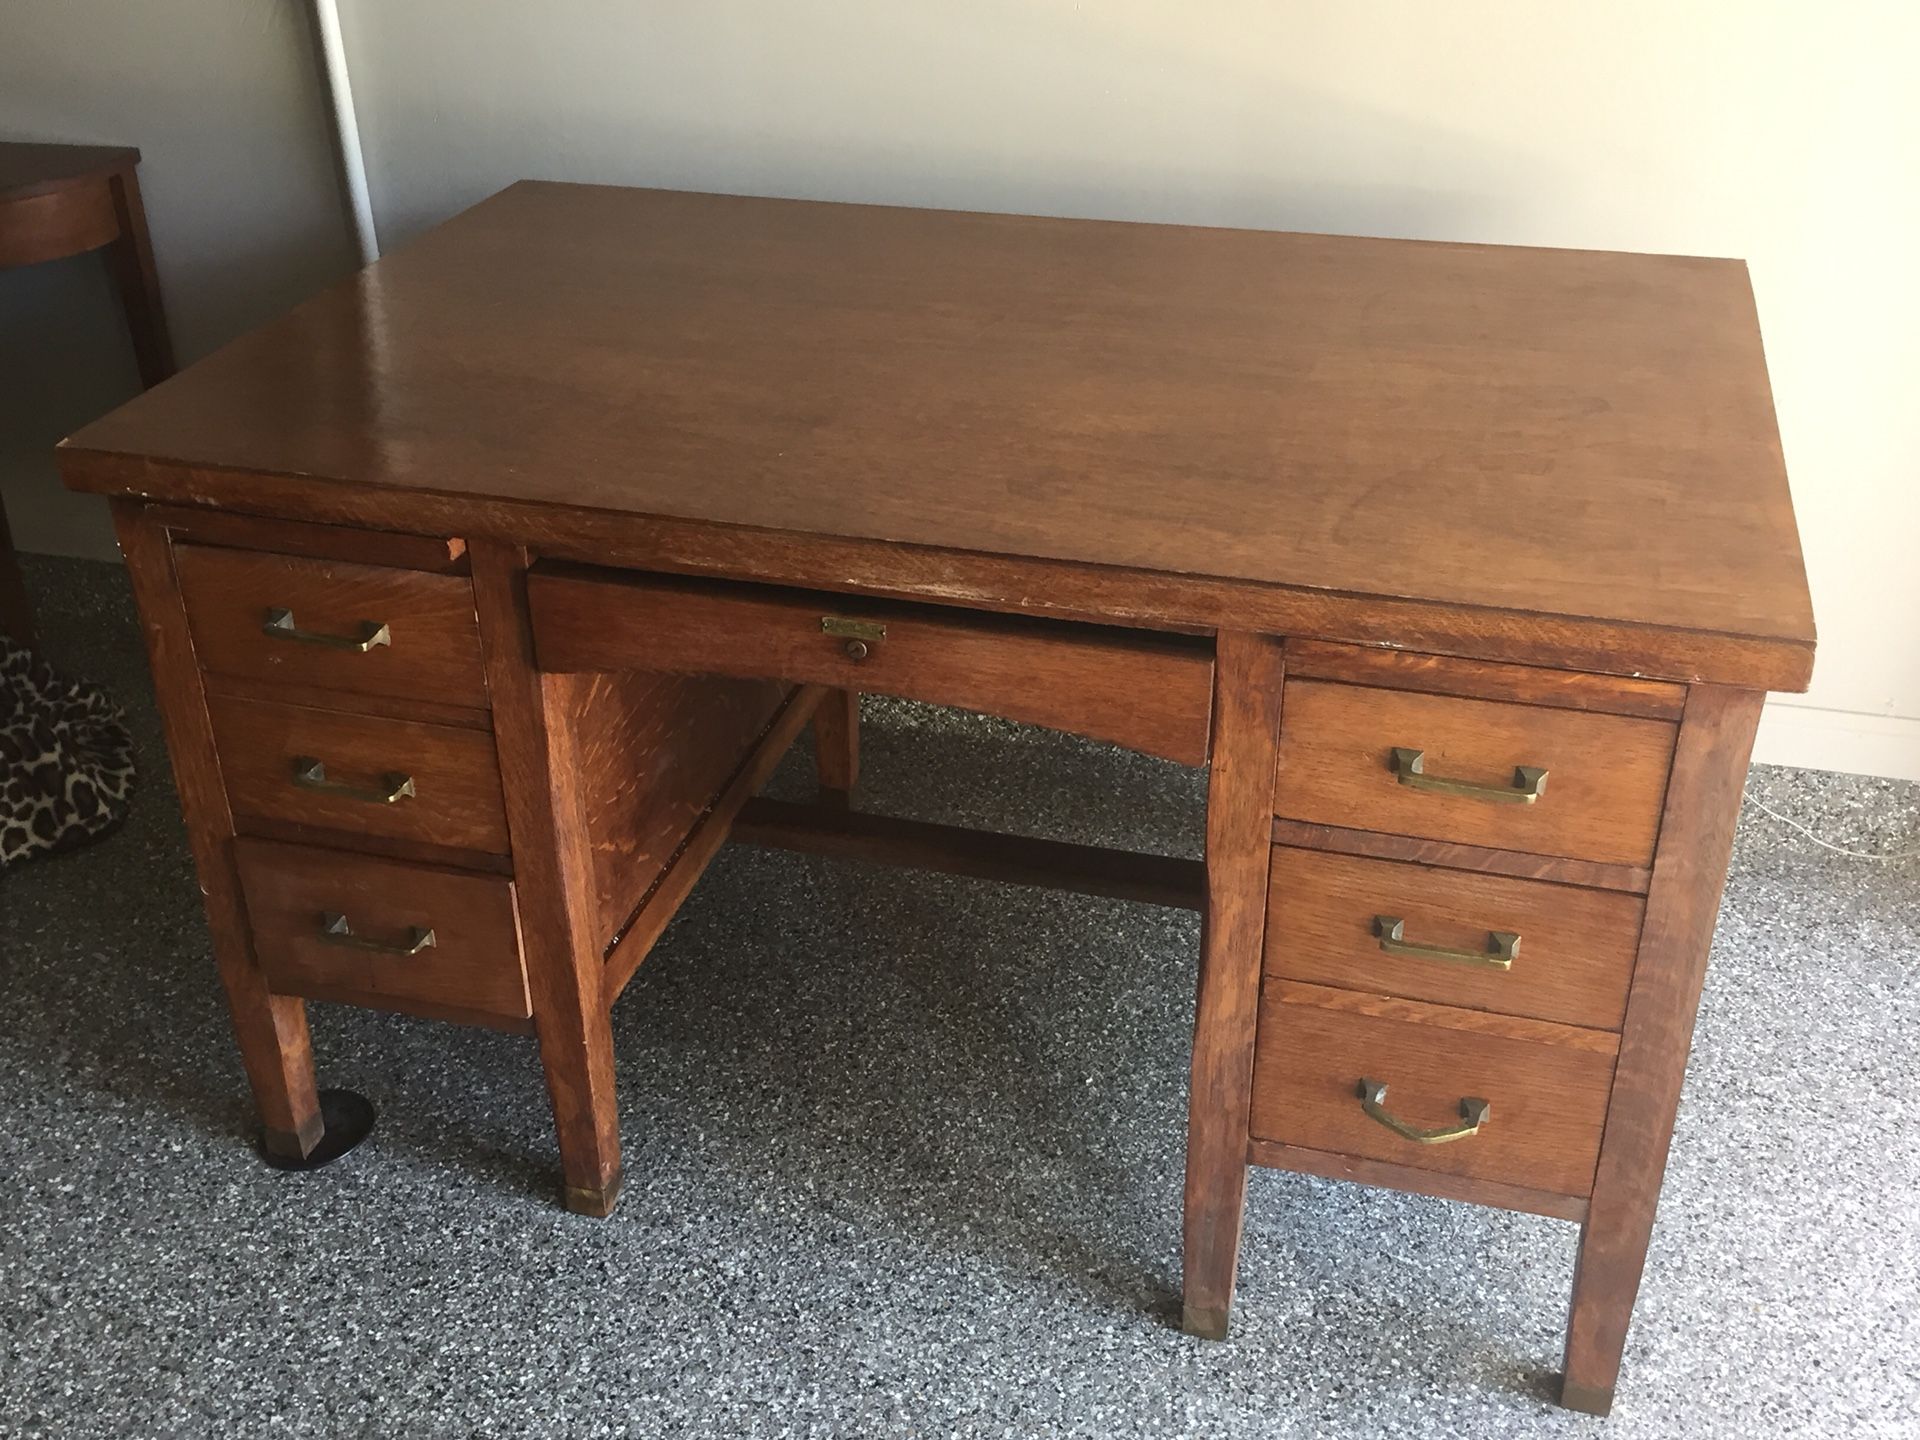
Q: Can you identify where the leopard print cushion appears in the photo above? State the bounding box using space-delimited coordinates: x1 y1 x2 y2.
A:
0 637 137 866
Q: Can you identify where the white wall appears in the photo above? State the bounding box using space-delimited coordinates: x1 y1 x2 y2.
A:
7 2 1916 778
0 0 358 560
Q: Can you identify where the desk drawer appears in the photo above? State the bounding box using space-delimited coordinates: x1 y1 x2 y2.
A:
235 838 529 1022
1272 680 1676 868
1266 847 1643 1031
1249 980 1616 1198
175 544 488 709
527 567 1214 766
210 695 510 855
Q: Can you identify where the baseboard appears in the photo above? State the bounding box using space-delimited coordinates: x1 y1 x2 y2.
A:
1754 701 1920 782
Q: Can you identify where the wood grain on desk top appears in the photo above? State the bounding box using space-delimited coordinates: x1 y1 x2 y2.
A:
60 181 1813 673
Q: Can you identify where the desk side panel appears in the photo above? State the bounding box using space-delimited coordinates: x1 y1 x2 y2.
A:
568 669 790 954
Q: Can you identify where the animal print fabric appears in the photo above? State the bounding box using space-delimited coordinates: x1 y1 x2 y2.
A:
0 637 136 866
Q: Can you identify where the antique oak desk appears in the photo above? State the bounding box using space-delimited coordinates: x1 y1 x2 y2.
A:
60 183 1815 1416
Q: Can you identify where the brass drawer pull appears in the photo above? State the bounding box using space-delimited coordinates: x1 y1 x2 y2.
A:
264 606 392 652
1372 915 1519 970
291 756 416 805
319 911 436 956
1357 1078 1490 1145
821 614 884 661
1390 747 1547 804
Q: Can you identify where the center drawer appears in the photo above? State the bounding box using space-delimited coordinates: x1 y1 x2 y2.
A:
525 565 1215 766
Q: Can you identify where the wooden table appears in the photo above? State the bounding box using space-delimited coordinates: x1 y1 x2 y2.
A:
59 182 1814 1417
0 142 174 646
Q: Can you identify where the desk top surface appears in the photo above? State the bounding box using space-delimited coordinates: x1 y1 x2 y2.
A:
63 181 1813 676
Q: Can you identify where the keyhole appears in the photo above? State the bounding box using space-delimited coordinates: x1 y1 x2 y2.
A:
843 639 869 661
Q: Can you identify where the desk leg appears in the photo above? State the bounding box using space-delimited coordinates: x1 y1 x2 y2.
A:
0 495 36 649
1182 632 1285 1339
813 688 859 806
104 165 176 389
1560 685 1760 1413
113 500 324 1158
473 542 624 1216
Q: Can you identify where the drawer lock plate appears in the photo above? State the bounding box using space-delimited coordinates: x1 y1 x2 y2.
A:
820 615 887 643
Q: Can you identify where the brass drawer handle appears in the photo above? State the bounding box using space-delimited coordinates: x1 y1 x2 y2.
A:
291 756 416 805
821 614 885 661
1357 1078 1490 1145
264 606 392 652
319 911 436 956
1390 747 1547 804
1372 915 1519 971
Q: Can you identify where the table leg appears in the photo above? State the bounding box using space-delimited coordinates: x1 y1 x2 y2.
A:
104 165 175 389
1560 685 1761 1413
0 496 35 649
472 542 624 1216
1182 632 1285 1338
531 670 623 1216
112 500 326 1157
533 950 624 1217
226 987 327 1159
813 688 859 805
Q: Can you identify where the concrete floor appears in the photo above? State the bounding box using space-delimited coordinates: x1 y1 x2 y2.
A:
4 555 1916 1439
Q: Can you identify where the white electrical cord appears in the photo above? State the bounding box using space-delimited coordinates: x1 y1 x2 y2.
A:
312 0 379 266
1742 792 1920 862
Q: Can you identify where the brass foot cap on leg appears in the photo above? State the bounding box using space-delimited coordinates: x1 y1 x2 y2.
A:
562 1170 624 1218
1181 1303 1230 1341
1559 1377 1615 1417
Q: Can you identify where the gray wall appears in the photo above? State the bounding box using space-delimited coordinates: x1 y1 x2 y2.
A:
0 0 356 559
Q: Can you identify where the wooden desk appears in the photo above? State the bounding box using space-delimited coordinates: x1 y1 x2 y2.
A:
1 142 174 646
59 183 1814 1417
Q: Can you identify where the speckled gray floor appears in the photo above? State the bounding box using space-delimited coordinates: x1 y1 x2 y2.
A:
4 555 1917 1439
